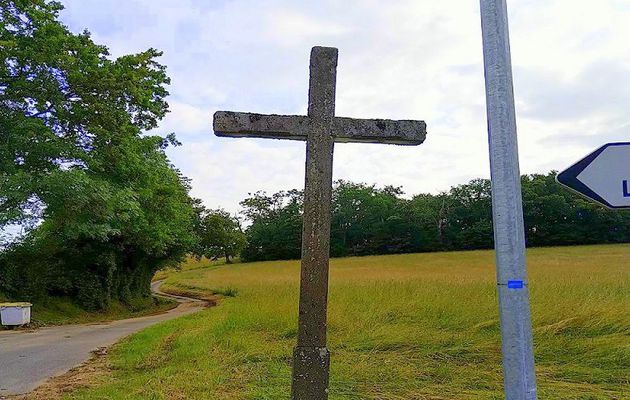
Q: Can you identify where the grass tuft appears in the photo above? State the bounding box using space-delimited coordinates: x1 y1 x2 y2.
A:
214 287 239 297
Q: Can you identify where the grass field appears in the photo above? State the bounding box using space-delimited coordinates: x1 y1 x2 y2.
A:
62 244 629 399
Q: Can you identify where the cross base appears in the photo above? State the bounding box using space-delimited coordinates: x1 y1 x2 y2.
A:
291 346 330 399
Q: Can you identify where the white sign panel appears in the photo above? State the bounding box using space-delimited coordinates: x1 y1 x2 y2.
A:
557 142 630 209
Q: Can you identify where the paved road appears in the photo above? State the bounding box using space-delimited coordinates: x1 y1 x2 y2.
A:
0 281 204 396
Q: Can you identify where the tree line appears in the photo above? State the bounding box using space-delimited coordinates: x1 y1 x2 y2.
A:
237 175 630 262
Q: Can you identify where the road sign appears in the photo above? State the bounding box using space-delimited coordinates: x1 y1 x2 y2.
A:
557 142 630 209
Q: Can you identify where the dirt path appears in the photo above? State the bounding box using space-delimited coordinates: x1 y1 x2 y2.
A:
0 281 205 396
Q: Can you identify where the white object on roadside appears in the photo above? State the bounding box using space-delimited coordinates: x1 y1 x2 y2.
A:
0 302 32 326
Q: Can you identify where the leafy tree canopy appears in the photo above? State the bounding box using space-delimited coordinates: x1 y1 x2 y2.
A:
193 207 245 264
0 0 196 309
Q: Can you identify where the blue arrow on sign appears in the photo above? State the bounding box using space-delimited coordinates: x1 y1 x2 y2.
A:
556 142 630 209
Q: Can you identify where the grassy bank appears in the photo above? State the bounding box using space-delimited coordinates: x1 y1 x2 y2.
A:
1 294 176 328
62 244 629 399
29 296 177 327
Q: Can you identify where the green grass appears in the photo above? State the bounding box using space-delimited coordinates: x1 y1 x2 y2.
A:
0 294 176 328
64 244 629 399
27 295 177 327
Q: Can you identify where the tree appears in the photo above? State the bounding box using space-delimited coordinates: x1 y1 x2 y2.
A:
0 1 196 309
239 190 303 261
406 192 451 251
331 181 411 256
195 208 245 264
446 179 493 249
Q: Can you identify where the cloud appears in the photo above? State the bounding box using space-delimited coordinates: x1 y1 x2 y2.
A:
265 9 352 47
516 61 630 122
159 101 217 136
58 0 630 213
168 138 306 213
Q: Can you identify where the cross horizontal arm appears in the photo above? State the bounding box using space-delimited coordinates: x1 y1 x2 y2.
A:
214 111 309 141
332 117 426 145
214 111 427 145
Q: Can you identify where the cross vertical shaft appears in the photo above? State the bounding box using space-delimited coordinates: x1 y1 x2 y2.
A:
292 47 337 399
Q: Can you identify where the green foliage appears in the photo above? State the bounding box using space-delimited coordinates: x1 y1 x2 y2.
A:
193 207 245 264
521 173 630 246
0 1 196 309
26 295 175 327
240 190 303 261
240 174 630 262
443 178 494 249
331 181 411 256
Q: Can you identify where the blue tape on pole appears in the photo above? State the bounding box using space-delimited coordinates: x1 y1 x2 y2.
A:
507 280 524 289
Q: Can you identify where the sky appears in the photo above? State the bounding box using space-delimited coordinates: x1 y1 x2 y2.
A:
57 0 630 213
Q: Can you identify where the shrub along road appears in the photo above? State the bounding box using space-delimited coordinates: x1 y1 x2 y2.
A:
0 282 205 396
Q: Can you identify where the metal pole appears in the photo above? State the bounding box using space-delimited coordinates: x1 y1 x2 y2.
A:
479 1 537 399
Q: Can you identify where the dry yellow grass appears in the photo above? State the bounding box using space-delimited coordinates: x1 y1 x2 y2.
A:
63 244 629 399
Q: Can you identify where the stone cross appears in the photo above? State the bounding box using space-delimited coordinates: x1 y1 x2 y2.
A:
213 46 427 399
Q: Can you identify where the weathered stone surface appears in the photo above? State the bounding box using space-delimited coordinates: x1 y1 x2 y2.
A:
214 111 426 145
213 111 309 140
332 117 426 145
292 347 330 400
212 45 427 400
